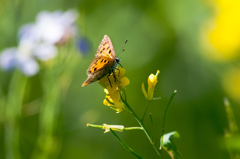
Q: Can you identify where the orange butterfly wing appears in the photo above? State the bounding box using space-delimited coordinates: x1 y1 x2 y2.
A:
95 35 116 59
82 35 116 87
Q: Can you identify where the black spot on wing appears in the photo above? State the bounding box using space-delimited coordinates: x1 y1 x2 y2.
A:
94 59 99 64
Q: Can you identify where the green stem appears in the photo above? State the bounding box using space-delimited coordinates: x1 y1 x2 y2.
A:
31 47 79 159
0 87 5 123
141 101 149 121
87 123 143 131
120 93 161 157
125 127 143 131
149 113 155 141
110 129 143 159
31 68 61 159
121 96 151 141
4 71 27 159
160 90 177 150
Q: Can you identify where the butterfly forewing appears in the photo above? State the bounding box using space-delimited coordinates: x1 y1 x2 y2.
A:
96 35 116 59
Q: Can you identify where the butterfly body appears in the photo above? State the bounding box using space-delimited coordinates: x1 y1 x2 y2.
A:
82 35 120 87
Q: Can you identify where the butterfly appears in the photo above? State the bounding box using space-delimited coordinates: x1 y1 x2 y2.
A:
82 35 121 87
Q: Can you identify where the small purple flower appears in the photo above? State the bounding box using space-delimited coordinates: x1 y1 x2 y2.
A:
77 37 91 55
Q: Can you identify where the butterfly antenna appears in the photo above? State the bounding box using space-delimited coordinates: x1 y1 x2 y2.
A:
117 39 128 57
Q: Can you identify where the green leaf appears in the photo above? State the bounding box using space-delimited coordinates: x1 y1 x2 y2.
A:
160 131 182 159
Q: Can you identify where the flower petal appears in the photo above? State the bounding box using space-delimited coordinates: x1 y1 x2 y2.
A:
109 91 120 104
142 83 149 100
18 57 39 76
106 84 118 94
33 43 57 61
117 67 125 78
119 77 130 86
0 48 17 70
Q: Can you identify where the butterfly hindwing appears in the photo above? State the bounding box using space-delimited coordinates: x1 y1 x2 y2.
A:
82 56 114 86
87 56 114 75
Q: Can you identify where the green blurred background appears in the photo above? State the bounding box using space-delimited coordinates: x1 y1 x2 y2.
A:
1 0 240 158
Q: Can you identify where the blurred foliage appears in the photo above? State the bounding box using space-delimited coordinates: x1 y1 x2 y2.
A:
0 0 240 159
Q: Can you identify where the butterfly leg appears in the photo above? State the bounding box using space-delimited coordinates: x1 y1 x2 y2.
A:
118 63 123 68
107 74 112 87
112 71 117 82
115 68 120 77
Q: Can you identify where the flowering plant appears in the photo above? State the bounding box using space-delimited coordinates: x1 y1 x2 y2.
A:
88 68 181 159
0 9 81 159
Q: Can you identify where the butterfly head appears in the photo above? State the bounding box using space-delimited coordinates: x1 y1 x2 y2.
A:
115 58 120 64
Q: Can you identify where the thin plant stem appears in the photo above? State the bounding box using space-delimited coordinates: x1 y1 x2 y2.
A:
120 93 161 157
87 123 143 131
149 113 155 141
110 129 143 159
160 90 177 150
223 97 240 159
141 101 150 121
0 87 5 123
125 127 143 131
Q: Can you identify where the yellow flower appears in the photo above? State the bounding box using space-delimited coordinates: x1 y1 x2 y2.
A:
103 91 125 113
99 67 130 94
102 123 124 133
99 67 129 113
142 70 160 101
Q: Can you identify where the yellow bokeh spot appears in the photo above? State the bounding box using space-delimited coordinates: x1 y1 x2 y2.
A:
202 0 240 61
222 68 240 103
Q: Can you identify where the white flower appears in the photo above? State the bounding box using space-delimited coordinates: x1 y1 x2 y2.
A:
33 43 57 61
0 9 78 76
18 10 78 62
17 55 39 76
0 47 39 76
19 10 78 45
0 48 17 70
